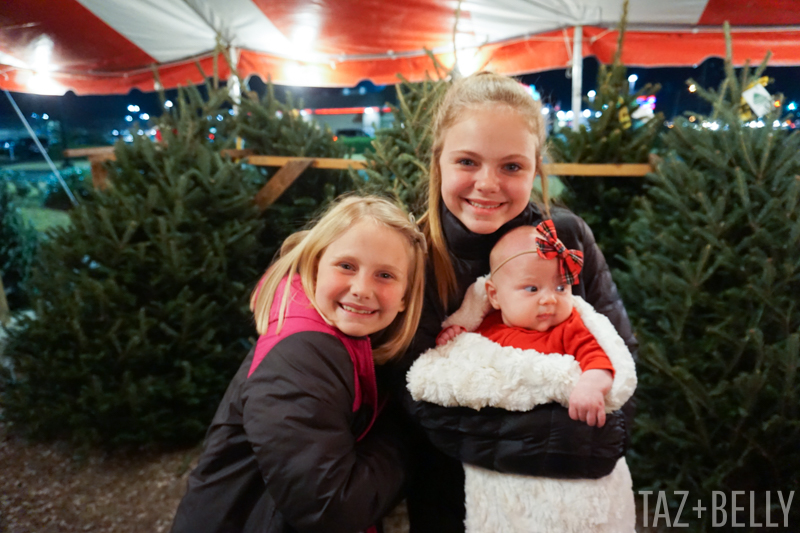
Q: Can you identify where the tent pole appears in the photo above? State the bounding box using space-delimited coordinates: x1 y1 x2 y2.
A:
228 46 241 111
3 89 78 207
571 25 583 132
227 46 244 150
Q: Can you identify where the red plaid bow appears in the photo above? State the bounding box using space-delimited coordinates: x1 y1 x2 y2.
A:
534 220 584 285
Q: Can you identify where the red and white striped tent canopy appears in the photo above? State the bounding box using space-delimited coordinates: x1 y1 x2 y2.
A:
1 0 799 95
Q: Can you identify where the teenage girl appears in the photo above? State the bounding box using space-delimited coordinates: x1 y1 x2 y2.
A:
395 72 638 531
172 195 427 533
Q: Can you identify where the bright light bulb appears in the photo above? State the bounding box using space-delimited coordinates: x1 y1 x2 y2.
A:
26 71 64 95
628 74 638 83
285 63 321 86
31 36 54 72
456 52 481 77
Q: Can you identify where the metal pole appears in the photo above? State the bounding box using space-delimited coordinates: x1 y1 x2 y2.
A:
571 25 583 132
227 47 245 150
3 89 78 207
228 46 241 110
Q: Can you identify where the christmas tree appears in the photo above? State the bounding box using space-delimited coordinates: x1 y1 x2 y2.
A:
355 69 450 215
233 81 354 258
42 166 93 210
2 82 266 448
0 174 38 310
618 26 799 528
548 0 663 267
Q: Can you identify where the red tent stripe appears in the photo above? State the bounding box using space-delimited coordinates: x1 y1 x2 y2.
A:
0 0 155 75
699 0 800 26
251 0 457 55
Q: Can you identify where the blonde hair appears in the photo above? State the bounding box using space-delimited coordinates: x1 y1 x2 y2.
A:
250 195 427 363
421 71 550 309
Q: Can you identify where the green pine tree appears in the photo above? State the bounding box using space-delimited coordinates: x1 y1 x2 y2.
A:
42 166 93 210
548 0 663 267
354 71 450 215
618 26 800 530
2 83 266 448
233 82 354 258
0 175 38 310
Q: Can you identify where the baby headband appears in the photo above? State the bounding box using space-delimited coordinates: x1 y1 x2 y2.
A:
490 220 584 285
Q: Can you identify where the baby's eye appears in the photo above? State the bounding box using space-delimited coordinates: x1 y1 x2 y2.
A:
556 285 567 292
524 286 538 293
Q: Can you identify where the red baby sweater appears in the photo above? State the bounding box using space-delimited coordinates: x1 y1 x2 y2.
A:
475 308 615 376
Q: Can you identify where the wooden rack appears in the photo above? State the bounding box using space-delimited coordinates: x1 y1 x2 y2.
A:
63 147 653 210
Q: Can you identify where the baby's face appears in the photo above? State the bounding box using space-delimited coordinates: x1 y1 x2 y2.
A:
486 252 573 332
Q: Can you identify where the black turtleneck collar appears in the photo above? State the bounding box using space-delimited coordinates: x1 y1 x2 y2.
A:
441 201 542 261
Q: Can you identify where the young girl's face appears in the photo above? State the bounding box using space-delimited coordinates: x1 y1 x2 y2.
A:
439 103 538 234
315 220 411 338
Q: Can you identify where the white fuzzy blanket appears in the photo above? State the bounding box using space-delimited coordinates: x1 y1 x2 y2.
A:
406 285 637 533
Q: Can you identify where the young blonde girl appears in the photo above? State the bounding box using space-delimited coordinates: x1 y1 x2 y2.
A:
396 72 638 531
172 195 426 533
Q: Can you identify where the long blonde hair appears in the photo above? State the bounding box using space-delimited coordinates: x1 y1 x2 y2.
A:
421 71 550 309
250 195 427 363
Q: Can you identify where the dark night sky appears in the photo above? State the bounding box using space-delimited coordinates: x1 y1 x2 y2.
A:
2 56 799 138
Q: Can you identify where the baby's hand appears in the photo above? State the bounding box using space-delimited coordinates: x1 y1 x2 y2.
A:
436 325 467 346
568 369 613 427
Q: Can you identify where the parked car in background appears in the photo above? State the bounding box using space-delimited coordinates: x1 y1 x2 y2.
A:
334 128 373 154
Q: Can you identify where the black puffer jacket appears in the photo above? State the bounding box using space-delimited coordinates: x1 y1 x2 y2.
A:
392 203 637 532
171 291 409 533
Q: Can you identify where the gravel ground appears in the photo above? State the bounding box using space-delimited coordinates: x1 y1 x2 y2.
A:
0 420 410 533
0 421 201 533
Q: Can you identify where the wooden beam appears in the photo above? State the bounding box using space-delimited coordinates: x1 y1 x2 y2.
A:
254 158 315 211
220 149 255 159
544 163 652 177
90 159 109 190
63 146 116 159
62 147 654 183
247 155 367 170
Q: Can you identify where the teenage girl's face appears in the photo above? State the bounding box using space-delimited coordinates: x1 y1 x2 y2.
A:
439 103 538 234
315 220 411 338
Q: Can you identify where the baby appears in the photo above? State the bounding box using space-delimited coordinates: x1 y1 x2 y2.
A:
409 220 637 532
437 221 615 426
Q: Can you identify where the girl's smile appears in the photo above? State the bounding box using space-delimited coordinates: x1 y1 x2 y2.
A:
314 220 411 338
439 103 538 234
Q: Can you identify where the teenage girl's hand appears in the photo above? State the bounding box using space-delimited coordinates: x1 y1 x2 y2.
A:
568 369 613 427
436 325 467 346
